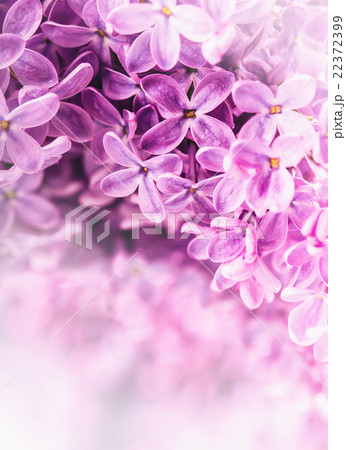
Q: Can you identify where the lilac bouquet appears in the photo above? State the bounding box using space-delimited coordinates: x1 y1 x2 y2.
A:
0 0 327 446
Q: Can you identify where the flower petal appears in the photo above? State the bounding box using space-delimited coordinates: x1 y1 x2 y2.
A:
81 87 123 125
174 4 215 42
145 154 183 180
276 75 316 110
0 34 25 68
239 277 265 309
127 29 156 74
157 173 192 193
51 63 93 99
41 22 95 47
141 117 189 155
102 68 139 100
196 146 229 172
138 175 165 223
11 49 58 87
51 102 93 142
6 129 43 174
191 115 235 148
8 93 60 128
258 212 288 253
101 167 141 197
213 175 246 214
221 256 256 281
150 17 180 70
108 4 159 35
3 0 42 40
192 71 234 113
208 230 246 263
233 80 275 113
103 132 140 167
14 193 60 229
141 74 188 115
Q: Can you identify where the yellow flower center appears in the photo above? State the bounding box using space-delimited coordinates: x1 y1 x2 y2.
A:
161 6 172 16
189 187 196 192
270 158 280 169
270 105 282 114
1 120 9 129
97 29 107 38
5 190 16 200
143 167 148 172
184 109 196 119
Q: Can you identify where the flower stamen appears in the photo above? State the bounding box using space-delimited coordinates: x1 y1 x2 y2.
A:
184 109 196 119
1 120 9 129
161 6 172 16
270 105 282 114
270 158 279 169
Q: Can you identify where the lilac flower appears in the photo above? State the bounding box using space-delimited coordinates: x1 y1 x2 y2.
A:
157 173 221 218
100 132 182 222
0 91 59 173
108 0 214 70
232 136 306 217
141 71 235 154
233 76 317 144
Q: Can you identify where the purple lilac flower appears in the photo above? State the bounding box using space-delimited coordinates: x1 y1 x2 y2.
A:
140 71 235 154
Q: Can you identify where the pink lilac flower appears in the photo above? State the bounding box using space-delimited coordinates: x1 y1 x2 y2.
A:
100 131 182 222
233 76 317 144
141 71 235 154
108 0 215 70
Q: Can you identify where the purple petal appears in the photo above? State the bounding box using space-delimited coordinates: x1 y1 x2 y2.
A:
8 93 60 128
145 154 183 180
15 193 60 229
213 175 246 214
6 129 43 174
285 241 312 267
233 80 274 113
191 71 235 113
164 190 191 212
246 167 295 216
64 50 99 79
211 265 237 292
108 4 159 35
174 4 214 42
11 49 58 87
141 117 189 155
276 76 316 110
81 87 123 125
127 29 156 74
157 173 192 194
0 90 9 117
138 175 165 223
101 167 141 197
277 110 316 145
50 102 93 142
258 212 288 253
196 146 229 172
136 105 159 134
187 236 211 260
103 132 141 167
0 68 10 93
41 22 95 47
82 0 104 29
0 34 25 68
51 63 93 99
3 0 42 40
0 165 23 188
141 74 188 116
151 17 180 70
102 68 139 100
191 115 235 148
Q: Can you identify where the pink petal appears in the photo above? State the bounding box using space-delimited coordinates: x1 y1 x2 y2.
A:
233 80 275 113
253 259 281 293
196 146 229 172
208 230 245 263
151 17 180 70
145 154 183 180
157 173 192 194
174 4 215 42
108 4 159 35
276 76 316 110
285 241 312 267
314 332 328 362
239 277 264 309
238 113 277 145
221 255 256 281
258 212 288 253
213 174 246 214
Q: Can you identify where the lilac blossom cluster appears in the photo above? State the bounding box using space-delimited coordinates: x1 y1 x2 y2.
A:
0 0 327 361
